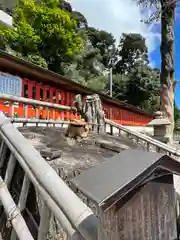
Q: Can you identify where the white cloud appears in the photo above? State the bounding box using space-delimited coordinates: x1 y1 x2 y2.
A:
149 60 156 68
68 0 160 53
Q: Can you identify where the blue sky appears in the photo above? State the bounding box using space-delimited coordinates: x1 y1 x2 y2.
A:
68 0 179 107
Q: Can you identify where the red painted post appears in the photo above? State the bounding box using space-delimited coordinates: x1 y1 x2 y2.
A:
23 79 33 118
60 90 65 120
65 92 70 121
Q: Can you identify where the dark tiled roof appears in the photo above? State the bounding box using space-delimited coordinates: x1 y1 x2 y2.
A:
72 149 180 210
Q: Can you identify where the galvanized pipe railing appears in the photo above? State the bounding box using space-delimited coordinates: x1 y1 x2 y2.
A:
0 112 99 240
0 93 77 122
0 93 76 111
105 118 180 158
0 176 34 240
10 118 69 128
0 93 102 131
1 92 178 158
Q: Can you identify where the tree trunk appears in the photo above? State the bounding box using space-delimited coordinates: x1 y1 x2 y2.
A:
160 0 175 144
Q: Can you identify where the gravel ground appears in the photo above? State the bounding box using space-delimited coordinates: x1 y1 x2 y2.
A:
18 126 140 171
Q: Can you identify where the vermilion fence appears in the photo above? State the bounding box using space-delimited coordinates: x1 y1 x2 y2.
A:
0 71 152 126
103 103 152 126
0 93 78 122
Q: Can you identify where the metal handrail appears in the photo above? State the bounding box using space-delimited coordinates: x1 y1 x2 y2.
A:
0 112 99 240
0 93 76 112
0 91 177 157
105 118 180 157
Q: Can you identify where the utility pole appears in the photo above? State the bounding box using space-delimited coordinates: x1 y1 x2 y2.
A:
109 67 113 98
109 67 113 120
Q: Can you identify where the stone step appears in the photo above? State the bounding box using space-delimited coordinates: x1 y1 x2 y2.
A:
95 139 129 153
40 149 62 161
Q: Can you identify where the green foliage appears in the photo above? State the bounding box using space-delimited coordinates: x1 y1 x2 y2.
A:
86 75 108 92
64 27 116 85
109 74 129 100
114 33 149 74
72 11 88 29
59 0 72 12
7 47 48 68
97 67 160 113
0 0 164 114
1 0 82 73
126 66 160 107
64 36 105 82
59 0 88 29
87 27 116 68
